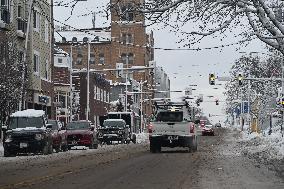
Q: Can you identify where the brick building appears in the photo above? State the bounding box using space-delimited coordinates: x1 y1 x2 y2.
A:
55 0 155 118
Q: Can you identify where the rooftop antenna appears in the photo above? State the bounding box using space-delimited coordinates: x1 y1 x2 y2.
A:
92 12 96 28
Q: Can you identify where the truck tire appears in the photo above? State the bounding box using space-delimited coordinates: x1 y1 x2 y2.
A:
43 143 49 155
188 136 197 152
48 143 53 154
150 141 161 153
131 134 136 144
4 149 16 157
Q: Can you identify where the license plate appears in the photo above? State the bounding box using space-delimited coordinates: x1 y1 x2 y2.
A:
20 143 28 148
168 136 178 140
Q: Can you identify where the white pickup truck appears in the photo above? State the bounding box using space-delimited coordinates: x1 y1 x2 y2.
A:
148 108 198 153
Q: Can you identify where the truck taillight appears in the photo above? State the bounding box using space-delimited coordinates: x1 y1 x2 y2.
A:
189 123 195 133
148 124 153 133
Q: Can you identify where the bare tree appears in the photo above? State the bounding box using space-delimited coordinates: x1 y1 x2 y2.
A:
106 1 284 53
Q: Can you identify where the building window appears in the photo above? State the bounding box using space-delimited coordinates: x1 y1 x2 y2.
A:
121 4 134 21
128 53 134 64
121 53 134 64
45 59 49 80
33 9 40 31
0 0 10 24
58 58 62 63
77 54 82 65
33 51 40 74
90 53 95 64
127 34 133 44
18 5 22 17
99 53 104 65
121 33 127 44
94 85 97 100
44 19 49 43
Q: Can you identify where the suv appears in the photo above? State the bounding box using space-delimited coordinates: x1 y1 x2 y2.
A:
3 109 53 157
66 121 98 150
97 119 130 145
48 119 68 152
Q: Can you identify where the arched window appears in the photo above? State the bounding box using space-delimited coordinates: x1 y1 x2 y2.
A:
99 53 105 65
90 53 95 64
72 37 77 43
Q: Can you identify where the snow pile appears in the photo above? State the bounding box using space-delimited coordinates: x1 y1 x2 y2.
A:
238 126 284 160
10 109 45 117
135 132 149 144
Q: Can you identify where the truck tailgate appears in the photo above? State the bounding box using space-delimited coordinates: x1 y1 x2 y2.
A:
150 121 191 136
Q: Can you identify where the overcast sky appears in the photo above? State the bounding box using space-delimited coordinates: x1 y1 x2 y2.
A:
53 0 266 124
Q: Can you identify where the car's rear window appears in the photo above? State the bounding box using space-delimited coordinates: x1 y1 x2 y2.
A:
66 122 89 130
156 112 183 122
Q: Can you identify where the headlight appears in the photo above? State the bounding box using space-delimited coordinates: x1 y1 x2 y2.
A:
35 133 44 141
5 134 12 142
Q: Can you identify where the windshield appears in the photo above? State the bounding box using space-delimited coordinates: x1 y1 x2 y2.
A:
156 112 183 122
48 120 58 130
103 120 125 128
9 117 44 129
66 122 90 130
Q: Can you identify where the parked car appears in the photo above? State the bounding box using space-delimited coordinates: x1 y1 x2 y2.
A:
66 121 98 150
202 125 214 136
97 119 130 145
3 109 53 157
48 119 68 152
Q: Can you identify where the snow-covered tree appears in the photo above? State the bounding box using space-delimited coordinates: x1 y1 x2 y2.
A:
225 53 281 129
0 35 27 124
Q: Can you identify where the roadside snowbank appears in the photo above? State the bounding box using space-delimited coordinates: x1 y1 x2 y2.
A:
135 132 149 144
236 126 284 160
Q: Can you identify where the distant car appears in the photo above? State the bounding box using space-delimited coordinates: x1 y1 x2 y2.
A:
202 125 214 136
97 119 130 145
66 121 98 150
48 119 68 152
215 123 221 127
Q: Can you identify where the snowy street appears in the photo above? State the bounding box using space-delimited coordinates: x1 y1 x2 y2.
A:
0 128 283 189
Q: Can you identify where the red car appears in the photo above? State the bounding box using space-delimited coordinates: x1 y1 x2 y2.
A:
48 119 68 152
66 121 99 150
202 125 214 136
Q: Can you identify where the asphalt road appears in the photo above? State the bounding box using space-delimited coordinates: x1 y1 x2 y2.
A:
0 128 283 189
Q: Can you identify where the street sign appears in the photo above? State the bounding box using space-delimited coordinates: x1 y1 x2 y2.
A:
116 63 123 78
218 76 231 81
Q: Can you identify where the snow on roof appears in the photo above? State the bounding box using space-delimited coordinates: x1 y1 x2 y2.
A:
104 119 125 122
55 29 111 43
10 109 45 117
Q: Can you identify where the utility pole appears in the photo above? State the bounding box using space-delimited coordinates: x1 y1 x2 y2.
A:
125 54 129 112
140 80 143 133
19 0 33 110
86 42 90 120
281 54 284 137
69 45 73 122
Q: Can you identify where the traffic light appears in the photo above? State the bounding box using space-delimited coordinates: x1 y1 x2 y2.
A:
281 98 284 108
237 73 243 86
209 73 215 85
215 99 219 105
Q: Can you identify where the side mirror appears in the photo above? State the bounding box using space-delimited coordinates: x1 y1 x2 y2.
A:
194 120 200 124
90 127 95 131
46 124 52 129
